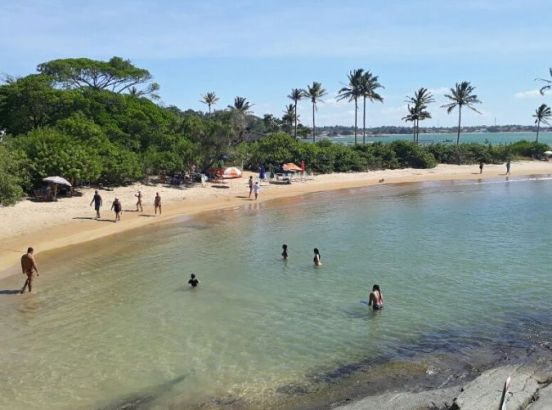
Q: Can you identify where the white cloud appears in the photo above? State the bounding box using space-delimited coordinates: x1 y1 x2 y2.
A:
514 90 542 99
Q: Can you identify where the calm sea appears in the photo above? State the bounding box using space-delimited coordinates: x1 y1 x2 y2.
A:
326 131 552 145
1 176 552 409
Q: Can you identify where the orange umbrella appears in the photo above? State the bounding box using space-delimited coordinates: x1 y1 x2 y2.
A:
283 163 302 172
222 167 242 179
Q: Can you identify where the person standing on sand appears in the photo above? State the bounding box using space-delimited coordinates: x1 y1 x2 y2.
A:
368 284 384 311
111 198 122 222
248 176 254 199
253 181 260 200
90 190 103 219
506 160 511 175
282 244 288 260
313 248 321 266
154 192 162 215
20 247 39 294
135 190 143 212
479 161 484 174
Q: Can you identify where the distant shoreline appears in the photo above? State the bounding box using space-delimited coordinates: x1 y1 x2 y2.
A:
1 160 551 279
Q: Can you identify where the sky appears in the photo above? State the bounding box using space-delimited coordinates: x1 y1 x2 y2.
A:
1 0 552 127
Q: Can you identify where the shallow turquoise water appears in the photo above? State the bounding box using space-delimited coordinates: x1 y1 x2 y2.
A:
1 176 552 409
328 131 552 145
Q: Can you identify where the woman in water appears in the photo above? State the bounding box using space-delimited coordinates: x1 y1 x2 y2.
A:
368 284 383 310
313 248 321 266
282 244 288 260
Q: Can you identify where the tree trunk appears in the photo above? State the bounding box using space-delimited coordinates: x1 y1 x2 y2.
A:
413 123 416 142
312 102 316 142
456 106 462 146
416 119 420 144
362 97 367 145
294 102 298 139
536 120 540 143
354 97 358 145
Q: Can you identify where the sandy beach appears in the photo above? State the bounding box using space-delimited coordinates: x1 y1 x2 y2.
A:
1 160 550 278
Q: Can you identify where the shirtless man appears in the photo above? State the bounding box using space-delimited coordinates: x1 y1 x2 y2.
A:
154 192 162 215
111 198 122 222
20 247 39 294
368 284 384 311
90 190 103 219
135 190 143 212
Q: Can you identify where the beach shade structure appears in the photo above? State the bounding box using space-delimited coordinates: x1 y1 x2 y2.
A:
42 176 72 201
544 150 552 156
222 167 242 179
282 163 303 172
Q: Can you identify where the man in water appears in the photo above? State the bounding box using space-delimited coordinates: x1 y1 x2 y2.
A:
253 181 260 200
188 273 199 288
154 192 162 215
282 244 288 260
20 247 39 294
135 190 143 212
368 284 384 311
90 190 103 219
111 198 122 222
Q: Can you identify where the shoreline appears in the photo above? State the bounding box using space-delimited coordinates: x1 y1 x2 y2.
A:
1 160 551 279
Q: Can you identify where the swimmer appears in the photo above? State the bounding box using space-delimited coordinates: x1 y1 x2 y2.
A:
188 273 199 288
282 244 288 260
20 247 39 294
313 248 321 266
368 284 384 311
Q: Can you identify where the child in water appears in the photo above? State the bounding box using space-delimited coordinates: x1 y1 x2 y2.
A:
368 284 383 310
188 273 199 288
282 244 288 260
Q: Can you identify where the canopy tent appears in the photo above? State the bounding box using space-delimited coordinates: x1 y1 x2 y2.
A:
222 167 242 179
282 163 302 172
544 151 552 156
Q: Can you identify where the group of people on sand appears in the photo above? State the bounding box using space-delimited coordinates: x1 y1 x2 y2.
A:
281 244 384 311
89 190 162 222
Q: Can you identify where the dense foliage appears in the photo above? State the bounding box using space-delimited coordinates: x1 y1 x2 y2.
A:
0 57 550 206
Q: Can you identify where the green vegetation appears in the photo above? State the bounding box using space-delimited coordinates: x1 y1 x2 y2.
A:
0 57 550 206
533 104 551 143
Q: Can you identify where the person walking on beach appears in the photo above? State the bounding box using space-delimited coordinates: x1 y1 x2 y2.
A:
506 160 511 175
111 198 122 222
154 192 162 215
248 176 254 199
90 190 103 219
188 273 199 288
253 181 260 200
479 161 484 174
282 244 288 260
20 247 39 294
135 190 143 212
368 284 384 311
313 248 321 266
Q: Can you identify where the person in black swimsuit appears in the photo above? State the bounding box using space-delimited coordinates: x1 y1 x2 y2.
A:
111 198 122 222
368 284 383 311
188 273 199 288
282 244 288 260
313 248 321 266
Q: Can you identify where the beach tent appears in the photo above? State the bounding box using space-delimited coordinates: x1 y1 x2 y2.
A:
544 151 552 156
222 167 242 179
282 163 302 172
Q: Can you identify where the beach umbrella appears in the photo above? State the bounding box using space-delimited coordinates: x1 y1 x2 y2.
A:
222 167 242 179
283 163 302 172
544 151 552 156
42 176 72 186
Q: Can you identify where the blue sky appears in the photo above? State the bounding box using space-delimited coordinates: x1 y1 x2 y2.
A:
1 0 551 126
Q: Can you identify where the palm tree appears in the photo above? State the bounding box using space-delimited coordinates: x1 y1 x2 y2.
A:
442 82 482 146
537 68 552 95
228 96 253 114
303 82 327 142
404 88 434 144
201 92 219 114
359 71 384 144
282 104 296 134
287 88 304 139
533 104 552 143
402 105 418 142
337 69 364 145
